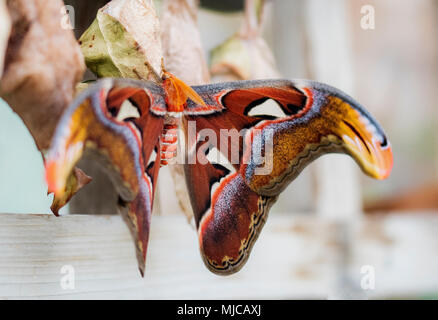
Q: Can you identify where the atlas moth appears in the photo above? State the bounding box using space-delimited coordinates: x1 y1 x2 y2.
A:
45 69 393 276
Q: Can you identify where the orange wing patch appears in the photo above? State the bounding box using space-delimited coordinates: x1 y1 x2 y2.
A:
162 71 206 112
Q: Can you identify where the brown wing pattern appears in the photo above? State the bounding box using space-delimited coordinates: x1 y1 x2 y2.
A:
184 79 393 275
45 79 165 275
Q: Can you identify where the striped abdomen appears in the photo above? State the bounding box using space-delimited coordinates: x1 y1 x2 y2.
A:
160 123 179 166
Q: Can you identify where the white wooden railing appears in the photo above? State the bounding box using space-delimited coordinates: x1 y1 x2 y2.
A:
1 212 437 299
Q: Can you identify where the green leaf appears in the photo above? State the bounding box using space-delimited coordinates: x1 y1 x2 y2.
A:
79 18 121 78
79 0 163 81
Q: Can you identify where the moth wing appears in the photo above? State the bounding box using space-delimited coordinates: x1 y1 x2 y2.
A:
183 79 392 274
45 79 165 275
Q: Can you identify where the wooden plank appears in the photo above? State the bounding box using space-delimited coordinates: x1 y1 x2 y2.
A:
0 213 437 299
305 0 362 218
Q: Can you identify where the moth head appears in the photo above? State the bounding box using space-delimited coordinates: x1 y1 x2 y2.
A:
338 113 392 180
45 140 84 197
161 71 173 81
44 98 91 197
305 83 393 181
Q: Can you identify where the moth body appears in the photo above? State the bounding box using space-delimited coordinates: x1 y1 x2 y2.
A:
160 121 179 166
159 71 208 166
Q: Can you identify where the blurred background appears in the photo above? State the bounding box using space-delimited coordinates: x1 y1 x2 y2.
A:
0 0 437 299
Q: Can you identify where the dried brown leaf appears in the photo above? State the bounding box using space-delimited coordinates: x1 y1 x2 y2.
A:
0 0 11 78
210 0 280 81
161 0 210 85
0 0 85 151
50 168 92 216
